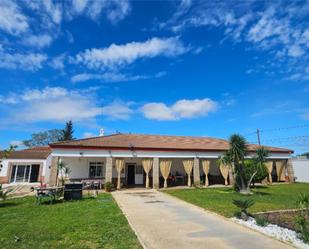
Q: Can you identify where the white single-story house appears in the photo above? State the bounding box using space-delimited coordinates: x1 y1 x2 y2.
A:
0 147 52 184
0 133 295 188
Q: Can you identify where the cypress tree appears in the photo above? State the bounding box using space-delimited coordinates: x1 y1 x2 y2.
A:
62 120 75 141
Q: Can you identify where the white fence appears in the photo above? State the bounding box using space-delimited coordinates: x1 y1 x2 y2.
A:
292 158 309 183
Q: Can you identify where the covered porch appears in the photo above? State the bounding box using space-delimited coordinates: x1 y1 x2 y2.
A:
49 154 293 189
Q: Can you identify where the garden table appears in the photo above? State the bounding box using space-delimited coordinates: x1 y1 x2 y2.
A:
36 186 63 205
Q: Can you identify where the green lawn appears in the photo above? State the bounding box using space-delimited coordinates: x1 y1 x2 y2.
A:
0 194 141 249
165 183 309 217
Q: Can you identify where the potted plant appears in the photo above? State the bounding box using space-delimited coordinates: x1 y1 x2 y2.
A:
104 182 113 192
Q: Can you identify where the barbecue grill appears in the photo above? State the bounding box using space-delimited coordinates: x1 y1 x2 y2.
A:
64 183 83 200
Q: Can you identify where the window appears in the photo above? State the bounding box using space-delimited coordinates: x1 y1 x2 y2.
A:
135 165 143 174
10 164 38 183
89 162 104 178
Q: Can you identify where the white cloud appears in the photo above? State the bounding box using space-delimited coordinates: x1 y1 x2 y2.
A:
22 34 53 48
75 37 188 70
2 87 101 123
142 103 175 121
246 8 284 43
70 0 131 23
21 87 68 101
160 1 309 81
0 87 136 124
49 54 66 70
106 1 131 24
71 71 166 83
0 49 47 71
83 132 96 138
0 0 29 35
28 0 62 25
101 101 133 120
141 98 218 121
0 95 18 104
9 140 23 147
288 45 304 57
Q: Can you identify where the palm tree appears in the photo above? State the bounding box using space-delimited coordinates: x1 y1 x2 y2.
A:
220 134 268 194
0 145 16 203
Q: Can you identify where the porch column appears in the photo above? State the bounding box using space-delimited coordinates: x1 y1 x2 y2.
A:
105 157 113 183
193 158 200 186
153 157 159 189
49 156 59 186
287 159 295 183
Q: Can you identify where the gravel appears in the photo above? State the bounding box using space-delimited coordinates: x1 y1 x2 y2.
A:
231 217 309 249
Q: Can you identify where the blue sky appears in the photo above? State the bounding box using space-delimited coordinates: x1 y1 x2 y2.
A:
0 0 308 154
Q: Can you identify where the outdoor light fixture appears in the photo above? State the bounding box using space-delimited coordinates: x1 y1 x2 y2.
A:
129 143 137 157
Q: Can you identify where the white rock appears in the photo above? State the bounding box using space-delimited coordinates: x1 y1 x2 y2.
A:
231 217 309 249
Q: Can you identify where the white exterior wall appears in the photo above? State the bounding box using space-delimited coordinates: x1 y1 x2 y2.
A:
44 155 52 183
0 158 49 183
61 157 107 179
0 159 9 178
292 158 309 183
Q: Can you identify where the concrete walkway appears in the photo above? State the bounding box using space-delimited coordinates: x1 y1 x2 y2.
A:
112 189 293 249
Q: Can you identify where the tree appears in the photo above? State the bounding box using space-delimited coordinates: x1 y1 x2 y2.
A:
219 134 268 194
0 145 16 202
57 159 71 186
61 120 74 141
23 129 64 147
300 152 309 159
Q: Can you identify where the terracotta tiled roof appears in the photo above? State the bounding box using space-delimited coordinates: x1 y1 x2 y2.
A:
50 133 293 153
0 146 51 159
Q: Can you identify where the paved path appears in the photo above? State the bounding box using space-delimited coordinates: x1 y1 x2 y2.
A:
112 189 293 249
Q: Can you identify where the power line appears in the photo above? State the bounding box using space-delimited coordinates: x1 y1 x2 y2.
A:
260 124 309 133
248 135 309 144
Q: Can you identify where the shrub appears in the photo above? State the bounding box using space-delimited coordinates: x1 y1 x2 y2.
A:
295 193 309 243
297 193 309 212
233 199 255 220
0 185 12 203
244 160 268 186
255 216 269 227
104 182 113 192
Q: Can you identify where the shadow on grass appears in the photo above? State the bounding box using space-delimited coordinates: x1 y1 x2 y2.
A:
252 185 269 190
0 202 20 208
254 191 271 196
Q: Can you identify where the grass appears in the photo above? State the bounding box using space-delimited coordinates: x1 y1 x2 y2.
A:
0 194 141 249
164 183 309 217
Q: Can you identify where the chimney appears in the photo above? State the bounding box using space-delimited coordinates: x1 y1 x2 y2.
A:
99 128 104 136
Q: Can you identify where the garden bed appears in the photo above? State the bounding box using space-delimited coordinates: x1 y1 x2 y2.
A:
232 217 309 249
255 209 309 231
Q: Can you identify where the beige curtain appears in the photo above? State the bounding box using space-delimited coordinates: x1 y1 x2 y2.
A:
202 160 210 187
160 160 172 188
219 163 229 185
182 159 194 187
115 159 125 190
276 161 286 182
142 159 153 188
265 161 273 184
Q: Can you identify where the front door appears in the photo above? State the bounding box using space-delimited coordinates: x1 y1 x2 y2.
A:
30 164 40 182
127 164 135 185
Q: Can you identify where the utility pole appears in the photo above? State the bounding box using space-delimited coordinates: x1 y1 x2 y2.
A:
257 128 261 145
